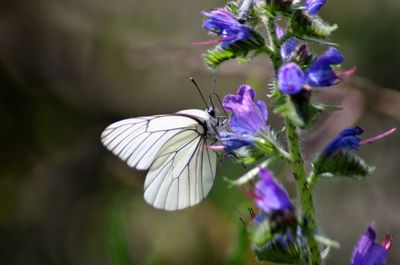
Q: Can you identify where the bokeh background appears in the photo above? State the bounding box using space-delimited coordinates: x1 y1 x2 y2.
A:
1 0 399 264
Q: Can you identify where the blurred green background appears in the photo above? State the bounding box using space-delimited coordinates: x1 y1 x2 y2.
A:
1 0 399 264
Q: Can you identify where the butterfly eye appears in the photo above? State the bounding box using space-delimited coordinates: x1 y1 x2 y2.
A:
208 108 216 117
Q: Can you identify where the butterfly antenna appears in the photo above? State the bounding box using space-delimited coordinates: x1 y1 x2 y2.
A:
213 93 229 119
209 78 229 119
190 77 209 108
209 77 217 109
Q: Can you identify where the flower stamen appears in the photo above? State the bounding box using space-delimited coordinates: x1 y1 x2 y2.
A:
360 128 397 145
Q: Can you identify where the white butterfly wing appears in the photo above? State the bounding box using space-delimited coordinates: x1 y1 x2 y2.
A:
144 130 217 210
101 109 217 211
101 115 199 170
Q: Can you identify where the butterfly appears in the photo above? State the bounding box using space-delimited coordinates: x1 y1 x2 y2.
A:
101 80 223 211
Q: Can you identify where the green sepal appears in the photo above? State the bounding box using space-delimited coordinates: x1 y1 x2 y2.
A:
202 29 265 69
297 35 339 46
290 44 316 68
249 210 306 264
264 0 294 16
291 90 342 127
251 218 272 246
313 151 375 180
274 96 304 127
228 130 289 166
268 81 287 107
314 234 340 249
253 239 304 264
203 47 237 69
314 234 340 260
290 10 337 39
251 225 305 264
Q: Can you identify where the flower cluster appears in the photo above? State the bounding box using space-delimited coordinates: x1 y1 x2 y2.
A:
278 47 354 95
195 0 396 264
246 168 303 263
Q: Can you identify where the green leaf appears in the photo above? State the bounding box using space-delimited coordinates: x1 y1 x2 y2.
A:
203 47 237 69
252 232 306 264
290 10 337 39
313 151 375 180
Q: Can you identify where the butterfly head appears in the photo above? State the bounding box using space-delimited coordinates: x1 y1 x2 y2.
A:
207 107 217 118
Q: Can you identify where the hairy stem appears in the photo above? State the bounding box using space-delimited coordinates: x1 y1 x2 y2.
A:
262 13 321 264
261 14 281 71
285 117 321 265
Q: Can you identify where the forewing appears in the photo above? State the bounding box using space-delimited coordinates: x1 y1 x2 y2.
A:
101 115 199 170
144 129 217 211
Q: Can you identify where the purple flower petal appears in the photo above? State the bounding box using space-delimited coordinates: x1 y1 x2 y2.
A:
351 226 390 265
321 127 363 157
278 63 305 95
254 168 294 214
202 9 256 49
304 0 327 15
276 25 285 39
223 84 268 135
219 131 255 154
304 47 344 87
281 38 298 59
276 25 298 60
317 47 344 64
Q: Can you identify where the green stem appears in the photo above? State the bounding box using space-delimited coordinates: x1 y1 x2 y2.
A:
261 14 281 71
262 12 321 264
285 117 321 265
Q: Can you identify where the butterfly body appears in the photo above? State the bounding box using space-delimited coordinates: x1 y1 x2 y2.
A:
101 108 220 211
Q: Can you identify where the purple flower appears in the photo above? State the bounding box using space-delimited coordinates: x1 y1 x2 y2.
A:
218 85 268 153
218 131 255 154
278 62 304 95
278 47 353 94
200 9 262 49
321 127 397 158
351 225 392 265
304 0 327 15
274 0 326 62
276 26 298 60
321 127 363 157
223 84 268 134
254 168 294 215
304 47 345 87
